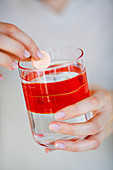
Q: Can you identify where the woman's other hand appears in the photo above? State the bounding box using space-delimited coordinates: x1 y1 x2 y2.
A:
46 89 113 153
0 22 42 80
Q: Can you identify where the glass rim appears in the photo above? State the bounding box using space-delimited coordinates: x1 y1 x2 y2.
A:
18 47 84 72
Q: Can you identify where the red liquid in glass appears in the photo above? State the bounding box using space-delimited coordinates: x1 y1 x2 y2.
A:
21 65 90 114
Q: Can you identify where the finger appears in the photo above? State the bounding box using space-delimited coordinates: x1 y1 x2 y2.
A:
0 33 30 59
55 91 108 120
6 52 31 62
0 51 18 70
49 109 110 136
54 130 105 152
0 73 4 81
0 22 42 59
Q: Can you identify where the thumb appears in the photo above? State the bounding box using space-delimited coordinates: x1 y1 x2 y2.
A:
0 51 18 70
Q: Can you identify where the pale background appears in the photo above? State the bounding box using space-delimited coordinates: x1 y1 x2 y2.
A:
0 0 113 170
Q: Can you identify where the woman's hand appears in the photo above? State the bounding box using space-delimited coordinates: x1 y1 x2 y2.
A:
46 89 113 153
0 22 43 80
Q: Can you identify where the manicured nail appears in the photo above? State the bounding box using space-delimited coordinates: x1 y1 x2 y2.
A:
55 142 65 149
24 50 30 58
49 123 60 131
55 110 65 120
37 50 44 59
12 62 18 69
0 75 4 81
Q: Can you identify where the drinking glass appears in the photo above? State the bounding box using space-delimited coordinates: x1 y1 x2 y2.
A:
18 47 93 149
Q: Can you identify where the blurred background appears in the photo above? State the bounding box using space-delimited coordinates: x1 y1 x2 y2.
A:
0 0 113 169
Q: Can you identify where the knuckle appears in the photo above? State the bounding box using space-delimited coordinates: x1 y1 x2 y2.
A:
13 43 25 58
65 142 79 152
7 24 18 35
17 43 25 52
92 139 100 150
27 39 35 49
27 39 37 56
67 124 76 135
89 122 100 135
70 104 81 116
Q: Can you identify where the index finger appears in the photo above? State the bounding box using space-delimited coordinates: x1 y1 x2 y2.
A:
0 22 42 60
55 90 108 120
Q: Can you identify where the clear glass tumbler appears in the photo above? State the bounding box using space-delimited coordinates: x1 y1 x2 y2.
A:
18 47 93 149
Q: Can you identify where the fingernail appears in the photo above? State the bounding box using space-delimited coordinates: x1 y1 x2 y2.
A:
55 111 65 120
37 50 44 59
12 62 18 69
49 123 60 131
24 50 30 58
55 143 65 149
0 75 4 81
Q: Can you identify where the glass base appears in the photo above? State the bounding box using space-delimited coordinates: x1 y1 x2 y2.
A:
37 136 81 150
33 132 81 149
28 111 93 149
